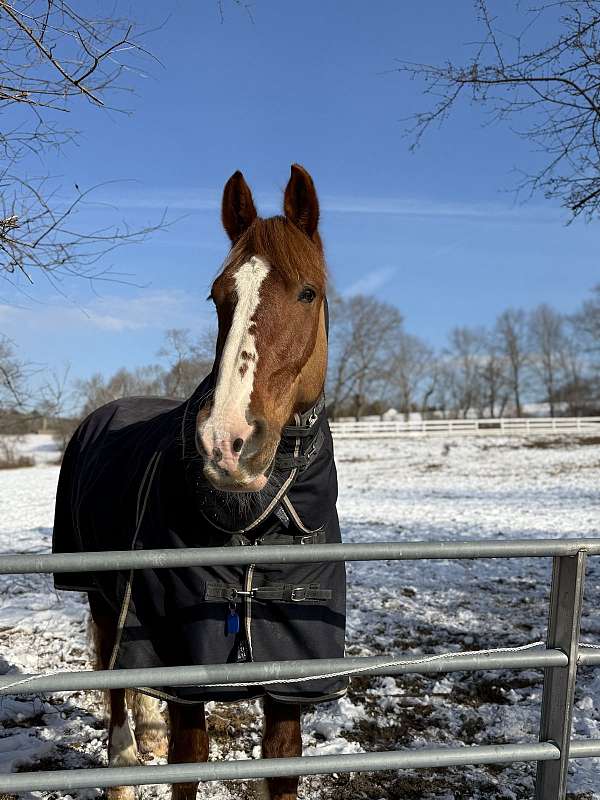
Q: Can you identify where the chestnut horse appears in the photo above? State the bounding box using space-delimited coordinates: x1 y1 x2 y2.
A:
85 165 334 800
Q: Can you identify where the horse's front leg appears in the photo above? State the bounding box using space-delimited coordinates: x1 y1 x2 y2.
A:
131 691 168 759
262 696 302 800
168 701 209 800
88 595 139 800
107 688 139 800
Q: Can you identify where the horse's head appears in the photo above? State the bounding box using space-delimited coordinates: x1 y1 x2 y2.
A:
196 165 327 493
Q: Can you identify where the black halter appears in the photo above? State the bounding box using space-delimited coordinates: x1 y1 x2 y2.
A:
276 394 326 471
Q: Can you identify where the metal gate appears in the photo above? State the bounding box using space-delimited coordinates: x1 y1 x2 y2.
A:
1 537 599 799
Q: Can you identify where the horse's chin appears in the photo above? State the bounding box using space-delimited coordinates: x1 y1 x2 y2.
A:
221 474 268 493
202 463 271 494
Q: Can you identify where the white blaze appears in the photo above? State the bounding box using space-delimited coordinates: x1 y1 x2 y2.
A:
210 255 269 433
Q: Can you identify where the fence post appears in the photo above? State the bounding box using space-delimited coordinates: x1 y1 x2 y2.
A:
535 551 587 799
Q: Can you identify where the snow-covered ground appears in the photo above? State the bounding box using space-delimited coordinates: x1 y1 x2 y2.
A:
0 432 599 799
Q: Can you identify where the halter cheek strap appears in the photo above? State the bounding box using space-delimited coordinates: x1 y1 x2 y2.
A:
276 394 326 472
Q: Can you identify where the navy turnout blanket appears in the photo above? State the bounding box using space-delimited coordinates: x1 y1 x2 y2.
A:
52 375 347 704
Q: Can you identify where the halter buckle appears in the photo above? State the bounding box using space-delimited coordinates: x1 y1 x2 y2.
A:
290 586 307 602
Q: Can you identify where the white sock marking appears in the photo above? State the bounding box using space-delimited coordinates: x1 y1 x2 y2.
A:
110 718 138 767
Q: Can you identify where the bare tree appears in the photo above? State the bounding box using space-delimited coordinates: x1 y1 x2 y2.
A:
38 363 77 450
0 333 26 409
573 283 600 353
75 328 214 416
386 332 436 420
479 334 510 417
495 308 529 416
528 304 567 416
399 1 600 220
327 294 403 419
0 1 164 286
158 327 214 399
77 365 164 417
558 325 590 412
444 326 486 418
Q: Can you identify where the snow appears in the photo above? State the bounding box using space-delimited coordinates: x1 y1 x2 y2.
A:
0 433 599 798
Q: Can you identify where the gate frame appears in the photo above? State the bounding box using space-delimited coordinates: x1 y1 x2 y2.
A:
0 537 599 799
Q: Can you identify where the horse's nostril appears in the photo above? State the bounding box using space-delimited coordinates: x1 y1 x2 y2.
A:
233 437 244 453
213 447 222 461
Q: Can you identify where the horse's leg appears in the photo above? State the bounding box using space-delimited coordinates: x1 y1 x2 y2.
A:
168 701 208 800
130 691 168 759
88 594 138 800
106 688 139 800
262 696 302 800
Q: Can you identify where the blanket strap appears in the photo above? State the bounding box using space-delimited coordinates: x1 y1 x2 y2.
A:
206 583 333 602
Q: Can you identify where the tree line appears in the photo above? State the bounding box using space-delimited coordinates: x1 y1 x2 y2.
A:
2 282 597 440
327 284 600 420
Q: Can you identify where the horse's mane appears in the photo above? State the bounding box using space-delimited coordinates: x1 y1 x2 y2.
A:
226 216 327 290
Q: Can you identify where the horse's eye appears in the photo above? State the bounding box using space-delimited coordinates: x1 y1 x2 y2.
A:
298 286 316 304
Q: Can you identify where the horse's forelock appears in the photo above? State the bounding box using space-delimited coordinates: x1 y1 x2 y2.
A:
225 216 326 291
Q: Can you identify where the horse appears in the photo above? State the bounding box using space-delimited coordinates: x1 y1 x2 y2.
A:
52 165 347 800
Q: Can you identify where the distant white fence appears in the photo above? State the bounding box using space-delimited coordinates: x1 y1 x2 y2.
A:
329 416 600 439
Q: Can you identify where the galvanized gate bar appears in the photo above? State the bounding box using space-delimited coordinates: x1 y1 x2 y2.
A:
577 647 600 665
0 742 562 793
536 552 587 800
3 537 600 574
0 648 568 695
1 539 599 794
569 739 600 758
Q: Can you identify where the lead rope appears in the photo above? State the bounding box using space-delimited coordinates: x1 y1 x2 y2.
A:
2 639 600 693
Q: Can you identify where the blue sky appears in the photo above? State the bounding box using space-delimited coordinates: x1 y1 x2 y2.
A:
1 1 597 381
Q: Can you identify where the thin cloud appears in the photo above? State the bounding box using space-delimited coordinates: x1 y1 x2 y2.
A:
81 184 565 224
343 266 398 297
320 195 562 223
0 289 212 336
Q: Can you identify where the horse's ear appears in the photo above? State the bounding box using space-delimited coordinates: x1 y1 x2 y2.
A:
284 164 319 241
222 171 258 243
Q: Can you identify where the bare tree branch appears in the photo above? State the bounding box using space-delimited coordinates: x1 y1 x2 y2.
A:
0 1 166 286
397 0 600 220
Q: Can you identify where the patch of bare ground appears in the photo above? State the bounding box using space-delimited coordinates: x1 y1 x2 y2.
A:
479 435 600 450
322 766 532 800
567 795 597 800
207 700 262 742
549 461 600 475
421 462 444 472
527 435 600 449
0 455 34 469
